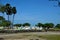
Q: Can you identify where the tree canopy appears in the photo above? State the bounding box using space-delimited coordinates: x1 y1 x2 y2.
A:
14 24 22 27
55 24 60 29
44 23 54 28
23 23 30 27
0 16 11 27
0 16 5 20
35 23 43 27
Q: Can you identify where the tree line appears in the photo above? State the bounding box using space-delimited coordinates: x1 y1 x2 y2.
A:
0 16 60 29
14 23 60 29
0 3 60 29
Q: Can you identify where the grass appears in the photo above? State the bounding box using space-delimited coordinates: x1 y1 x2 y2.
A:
19 34 60 40
39 35 60 40
53 28 60 30
1 33 60 40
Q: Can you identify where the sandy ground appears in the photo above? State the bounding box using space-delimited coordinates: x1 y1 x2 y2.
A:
0 32 60 40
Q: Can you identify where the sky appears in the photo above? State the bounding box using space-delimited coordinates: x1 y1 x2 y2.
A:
0 0 60 26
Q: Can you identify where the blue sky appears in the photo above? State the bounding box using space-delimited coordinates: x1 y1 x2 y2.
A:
0 0 60 26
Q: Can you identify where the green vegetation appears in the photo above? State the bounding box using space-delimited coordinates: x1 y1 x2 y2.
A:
0 3 60 30
2 34 60 40
0 16 5 20
39 35 60 40
0 16 11 27
55 24 60 29
35 23 54 28
44 23 54 28
35 23 43 27
0 3 17 28
23 23 31 27
53 28 60 30
35 23 54 31
2 20 11 27
14 24 22 27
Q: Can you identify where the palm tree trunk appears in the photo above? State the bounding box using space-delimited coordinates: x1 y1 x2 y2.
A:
7 15 10 29
8 15 9 21
10 15 12 29
12 14 15 28
3 13 4 17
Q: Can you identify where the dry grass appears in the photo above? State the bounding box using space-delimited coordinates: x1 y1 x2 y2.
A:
0 32 60 40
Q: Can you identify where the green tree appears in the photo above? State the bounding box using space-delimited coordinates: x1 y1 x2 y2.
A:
55 24 60 29
0 16 5 26
0 5 5 17
23 23 30 27
0 16 11 27
0 20 11 27
0 16 5 20
0 3 17 28
5 3 12 21
35 23 43 27
44 23 54 29
5 3 17 28
14 24 22 27
2 20 11 27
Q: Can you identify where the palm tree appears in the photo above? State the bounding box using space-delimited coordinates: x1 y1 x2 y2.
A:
5 3 12 21
0 3 17 28
5 3 17 28
12 7 17 27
